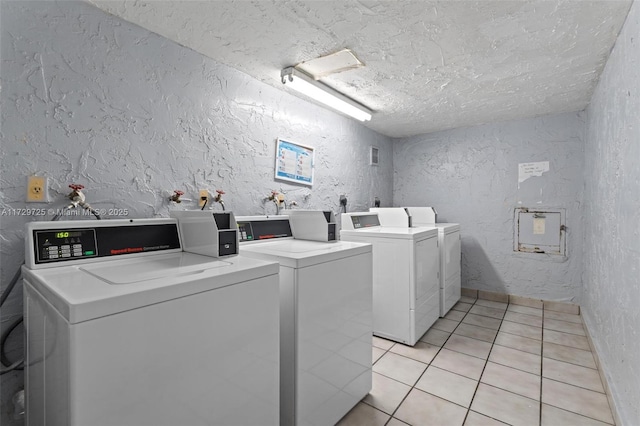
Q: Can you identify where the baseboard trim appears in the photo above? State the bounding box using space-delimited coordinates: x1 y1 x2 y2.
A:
463 287 579 312
582 315 622 426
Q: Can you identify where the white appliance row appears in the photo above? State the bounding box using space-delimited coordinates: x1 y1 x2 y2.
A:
237 212 373 426
22 207 457 425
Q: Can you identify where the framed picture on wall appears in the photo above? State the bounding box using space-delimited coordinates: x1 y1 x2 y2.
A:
274 138 315 186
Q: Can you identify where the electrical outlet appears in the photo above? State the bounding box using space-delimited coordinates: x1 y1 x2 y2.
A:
26 176 49 203
199 190 209 207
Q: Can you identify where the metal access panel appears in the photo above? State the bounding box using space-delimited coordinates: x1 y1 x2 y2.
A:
514 208 565 255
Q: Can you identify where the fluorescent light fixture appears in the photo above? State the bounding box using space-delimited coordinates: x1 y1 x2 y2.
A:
281 67 372 122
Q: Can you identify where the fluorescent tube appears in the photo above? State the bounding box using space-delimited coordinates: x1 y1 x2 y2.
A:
281 67 372 122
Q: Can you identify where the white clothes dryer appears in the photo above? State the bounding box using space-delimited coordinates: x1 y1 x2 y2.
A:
340 212 439 346
22 218 280 426
404 207 462 316
237 214 373 426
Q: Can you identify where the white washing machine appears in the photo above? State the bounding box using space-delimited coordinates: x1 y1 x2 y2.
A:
236 213 373 426
340 212 439 346
22 218 280 426
404 207 462 316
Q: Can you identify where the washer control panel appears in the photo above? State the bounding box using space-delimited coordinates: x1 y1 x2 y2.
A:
32 222 181 265
237 219 292 242
34 229 98 263
350 214 380 229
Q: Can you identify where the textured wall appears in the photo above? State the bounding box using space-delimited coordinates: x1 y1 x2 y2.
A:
393 112 585 301
0 1 393 423
583 1 640 424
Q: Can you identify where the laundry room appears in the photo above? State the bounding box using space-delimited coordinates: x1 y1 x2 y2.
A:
1 1 638 426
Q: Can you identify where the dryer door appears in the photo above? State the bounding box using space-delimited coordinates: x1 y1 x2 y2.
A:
413 236 440 343
414 237 439 304
444 231 461 280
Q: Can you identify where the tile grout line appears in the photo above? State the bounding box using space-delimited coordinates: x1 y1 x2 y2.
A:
372 319 446 425
438 299 480 426
540 380 616 425
462 298 512 426
521 306 616 426
380 297 479 425
539 305 545 426
382 308 463 424
377 298 541 425
371 301 613 426
371 339 401 426
454 300 548 424
543 376 610 396
460 297 487 426
539 308 613 425
447 299 539 424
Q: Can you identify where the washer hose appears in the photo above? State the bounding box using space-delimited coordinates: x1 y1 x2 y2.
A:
0 318 24 374
0 262 24 374
0 262 23 308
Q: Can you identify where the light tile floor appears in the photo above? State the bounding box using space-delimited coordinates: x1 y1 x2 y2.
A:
338 296 616 426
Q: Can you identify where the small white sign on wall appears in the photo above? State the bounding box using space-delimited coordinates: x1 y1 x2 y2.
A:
533 217 546 235
518 161 549 184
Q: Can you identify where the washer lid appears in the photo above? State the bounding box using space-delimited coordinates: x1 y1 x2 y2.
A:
412 223 460 235
433 223 460 234
22 252 279 323
240 239 371 268
80 255 232 284
340 226 438 240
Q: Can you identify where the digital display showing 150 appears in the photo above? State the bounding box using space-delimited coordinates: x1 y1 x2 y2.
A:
55 231 82 239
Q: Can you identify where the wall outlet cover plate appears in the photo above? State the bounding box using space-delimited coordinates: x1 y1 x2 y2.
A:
26 176 50 203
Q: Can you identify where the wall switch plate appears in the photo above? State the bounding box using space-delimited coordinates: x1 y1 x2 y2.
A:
26 176 50 203
198 190 209 207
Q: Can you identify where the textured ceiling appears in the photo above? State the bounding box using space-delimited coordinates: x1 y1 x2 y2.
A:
89 0 632 138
